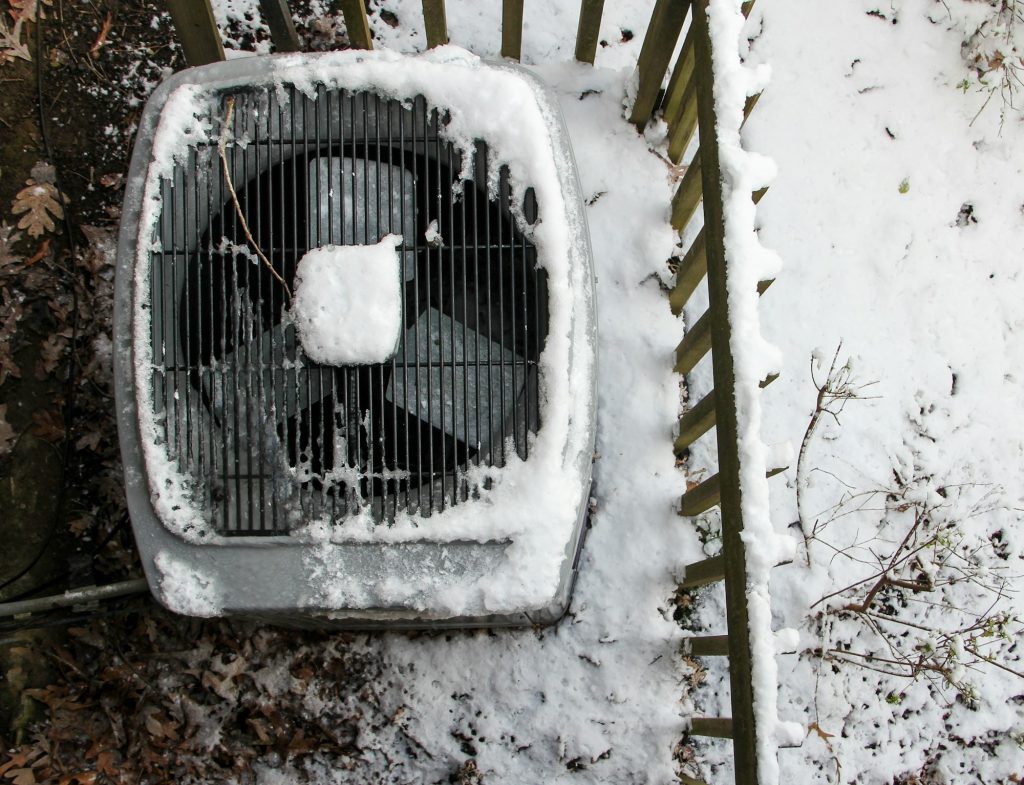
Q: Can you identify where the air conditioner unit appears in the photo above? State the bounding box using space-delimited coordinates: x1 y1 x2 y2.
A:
113 49 596 627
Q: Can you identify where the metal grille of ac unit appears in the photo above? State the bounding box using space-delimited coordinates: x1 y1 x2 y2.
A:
148 86 548 535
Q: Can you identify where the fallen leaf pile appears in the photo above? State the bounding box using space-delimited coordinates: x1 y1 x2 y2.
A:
1 162 128 569
0 610 433 784
0 224 27 394
9 0 46 23
0 300 23 389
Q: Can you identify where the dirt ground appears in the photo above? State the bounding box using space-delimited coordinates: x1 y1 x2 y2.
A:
0 0 182 754
0 3 425 782
0 0 181 595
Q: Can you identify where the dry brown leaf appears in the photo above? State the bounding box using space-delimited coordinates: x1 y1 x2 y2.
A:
286 727 316 755
248 717 272 744
9 0 49 23
0 749 38 777
37 332 67 376
0 223 23 270
807 721 835 744
75 430 102 452
0 349 21 386
11 179 65 239
57 773 96 785
25 238 51 267
0 15 31 63
0 333 20 389
68 625 105 647
31 408 65 442
79 224 115 274
29 161 56 184
6 768 37 785
46 296 72 323
95 751 116 776
0 403 15 455
141 706 179 741
98 173 123 189
142 707 163 738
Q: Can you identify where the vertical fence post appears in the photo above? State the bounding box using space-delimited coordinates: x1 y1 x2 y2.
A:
501 0 525 60
690 0 760 781
574 0 605 64
422 0 449 48
339 0 373 50
258 0 300 52
661 26 694 118
628 0 689 129
165 0 225 66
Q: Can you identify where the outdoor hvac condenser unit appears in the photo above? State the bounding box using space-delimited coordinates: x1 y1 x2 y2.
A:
113 50 596 627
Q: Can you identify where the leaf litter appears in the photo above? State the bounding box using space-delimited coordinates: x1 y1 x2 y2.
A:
11 171 65 240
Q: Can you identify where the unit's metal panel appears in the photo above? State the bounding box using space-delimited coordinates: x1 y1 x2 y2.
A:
115 55 597 626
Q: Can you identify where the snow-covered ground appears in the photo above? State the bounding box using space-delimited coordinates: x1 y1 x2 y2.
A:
742 2 1024 783
258 54 695 785
194 0 1024 782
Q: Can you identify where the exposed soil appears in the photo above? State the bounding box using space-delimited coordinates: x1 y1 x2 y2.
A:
0 0 181 599
0 4 424 779
0 0 187 746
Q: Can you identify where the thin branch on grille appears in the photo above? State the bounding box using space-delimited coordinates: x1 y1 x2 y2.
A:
217 97 292 301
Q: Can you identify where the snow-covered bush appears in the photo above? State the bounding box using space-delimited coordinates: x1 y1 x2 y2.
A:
945 0 1024 125
794 348 1024 782
808 473 1019 704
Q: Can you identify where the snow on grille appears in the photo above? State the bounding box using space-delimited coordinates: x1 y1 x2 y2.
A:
146 86 548 535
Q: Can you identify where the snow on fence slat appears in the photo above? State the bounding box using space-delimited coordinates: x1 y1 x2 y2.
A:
629 0 689 129
165 0 617 69
257 0 300 52
633 0 802 783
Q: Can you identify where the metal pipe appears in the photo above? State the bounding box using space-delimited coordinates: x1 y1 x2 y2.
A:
0 579 149 620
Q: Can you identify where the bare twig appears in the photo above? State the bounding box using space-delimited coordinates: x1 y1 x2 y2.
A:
796 343 878 564
218 98 292 301
965 643 1024 680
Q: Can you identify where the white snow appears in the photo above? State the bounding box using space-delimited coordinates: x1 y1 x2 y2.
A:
290 236 404 366
130 82 214 542
423 218 442 246
131 0 1024 781
689 1 800 780
285 57 690 784
154 551 223 617
686 0 1024 783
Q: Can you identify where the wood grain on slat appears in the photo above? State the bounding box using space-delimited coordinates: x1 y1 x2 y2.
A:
628 0 690 129
339 0 373 49
575 0 605 64
422 0 449 48
502 0 525 60
166 0 225 66
259 0 300 52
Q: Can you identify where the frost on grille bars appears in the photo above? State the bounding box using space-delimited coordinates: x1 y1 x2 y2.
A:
148 87 548 535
